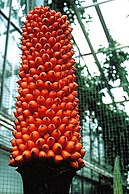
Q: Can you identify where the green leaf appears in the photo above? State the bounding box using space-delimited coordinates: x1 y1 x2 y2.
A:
113 156 123 194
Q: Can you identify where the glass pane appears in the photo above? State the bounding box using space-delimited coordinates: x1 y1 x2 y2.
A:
1 26 21 117
0 15 7 96
11 0 27 29
84 7 108 51
0 126 12 148
83 55 100 76
0 149 23 193
72 19 91 55
100 0 129 46
0 0 10 16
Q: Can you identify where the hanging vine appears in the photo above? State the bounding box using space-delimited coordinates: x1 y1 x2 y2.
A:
98 38 129 96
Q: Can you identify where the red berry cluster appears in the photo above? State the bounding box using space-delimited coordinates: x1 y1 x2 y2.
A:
10 6 85 170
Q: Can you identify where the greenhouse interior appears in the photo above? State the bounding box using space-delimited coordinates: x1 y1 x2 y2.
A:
0 0 129 193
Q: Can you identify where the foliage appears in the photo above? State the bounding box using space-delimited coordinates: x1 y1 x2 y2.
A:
75 63 129 172
98 38 129 95
113 156 123 194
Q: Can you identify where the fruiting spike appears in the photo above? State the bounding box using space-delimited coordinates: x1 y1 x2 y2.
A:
10 6 85 169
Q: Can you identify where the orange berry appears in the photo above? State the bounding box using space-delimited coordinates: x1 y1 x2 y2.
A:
47 70 55 82
54 154 63 164
16 107 23 115
10 146 18 152
42 53 50 62
78 158 85 168
48 37 56 45
45 109 55 119
44 133 50 141
62 150 71 160
69 118 78 125
35 118 43 127
39 72 47 81
11 150 20 159
36 79 44 91
55 72 62 82
75 142 82 152
29 67 38 76
50 57 57 66
44 61 53 72
23 150 31 161
31 147 39 158
45 98 53 109
15 155 24 165
70 161 79 169
23 109 31 118
27 124 37 133
71 136 79 143
47 124 56 134
26 116 35 124
66 124 75 132
42 144 49 153
71 110 78 118
20 121 27 128
22 102 29 110
28 82 36 92
48 90 56 98
18 144 26 153
56 110 63 118
54 98 61 105
42 117 51 126
22 134 30 143
51 116 61 127
41 89 49 99
35 43 42 52
58 124 67 134
37 65 46 74
44 81 52 91
38 124 47 136
53 64 62 72
28 60 36 68
37 96 45 106
51 104 59 113
52 82 61 92
30 131 40 142
15 138 23 146
59 102 66 110
63 131 72 140
12 131 22 139
36 138 45 149
62 116 69 124
52 143 62 154
80 149 86 158
39 151 47 159
21 127 28 135
26 140 35 150
71 152 81 161
52 129 61 141
17 115 24 122
58 136 68 147
46 136 55 148
25 94 34 102
39 36 47 44
56 90 64 98
9 158 17 167
47 150 55 159
65 141 76 153
38 106 47 118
